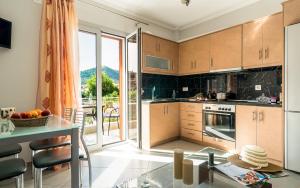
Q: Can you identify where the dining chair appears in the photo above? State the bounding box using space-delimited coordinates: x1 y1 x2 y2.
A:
0 144 22 158
32 110 92 188
102 105 120 135
0 158 26 188
29 107 74 177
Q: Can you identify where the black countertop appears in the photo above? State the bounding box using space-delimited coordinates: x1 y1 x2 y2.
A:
142 98 282 108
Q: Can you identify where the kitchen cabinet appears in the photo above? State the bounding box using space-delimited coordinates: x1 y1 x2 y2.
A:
203 135 236 151
210 26 242 71
236 105 284 166
142 102 179 149
180 103 203 143
142 33 178 75
283 0 300 26
243 13 283 68
179 36 210 75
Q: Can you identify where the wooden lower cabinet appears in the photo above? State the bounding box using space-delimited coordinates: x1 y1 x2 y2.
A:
236 105 284 166
236 105 257 152
257 107 284 166
142 102 179 149
181 128 202 143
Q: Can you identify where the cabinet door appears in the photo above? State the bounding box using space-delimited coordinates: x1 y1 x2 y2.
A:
262 13 284 66
236 105 257 153
257 107 283 165
142 33 157 56
243 20 263 68
179 41 194 75
194 36 210 73
165 103 179 138
150 103 166 146
210 26 242 70
170 42 179 74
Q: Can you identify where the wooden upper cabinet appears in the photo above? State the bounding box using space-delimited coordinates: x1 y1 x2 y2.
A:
194 36 210 73
179 35 210 75
210 25 242 70
142 33 178 75
142 33 157 56
243 20 263 68
262 13 284 66
236 105 257 153
243 13 283 69
257 107 283 165
179 40 194 75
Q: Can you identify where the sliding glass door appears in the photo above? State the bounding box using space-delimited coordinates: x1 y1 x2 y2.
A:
125 28 142 148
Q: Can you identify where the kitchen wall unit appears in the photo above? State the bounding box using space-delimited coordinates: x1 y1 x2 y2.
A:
243 13 283 69
179 35 210 75
142 33 178 75
210 26 242 71
142 102 179 149
282 0 300 26
236 105 284 166
180 103 203 143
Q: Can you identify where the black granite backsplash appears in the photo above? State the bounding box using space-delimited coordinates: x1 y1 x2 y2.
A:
142 66 282 100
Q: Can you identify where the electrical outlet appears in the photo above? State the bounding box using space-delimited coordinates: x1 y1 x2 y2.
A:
0 107 16 119
255 85 262 91
182 87 188 92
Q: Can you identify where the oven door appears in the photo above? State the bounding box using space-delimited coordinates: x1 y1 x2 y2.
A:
203 111 235 142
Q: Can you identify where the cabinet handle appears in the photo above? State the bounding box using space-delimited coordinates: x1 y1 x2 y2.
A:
211 58 214 67
158 43 160 52
264 48 269 59
252 111 257 120
166 105 168 114
266 48 269 59
187 132 194 136
259 49 262 60
258 112 263 121
187 123 195 126
187 114 194 117
194 61 197 69
163 106 166 115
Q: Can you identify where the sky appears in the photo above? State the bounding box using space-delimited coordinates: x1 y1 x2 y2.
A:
79 31 120 71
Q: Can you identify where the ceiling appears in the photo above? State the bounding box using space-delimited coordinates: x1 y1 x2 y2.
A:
91 0 261 30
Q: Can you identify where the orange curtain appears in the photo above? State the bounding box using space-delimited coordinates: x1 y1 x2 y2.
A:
36 0 80 115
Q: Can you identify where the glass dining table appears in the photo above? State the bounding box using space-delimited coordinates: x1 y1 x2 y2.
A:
0 116 81 188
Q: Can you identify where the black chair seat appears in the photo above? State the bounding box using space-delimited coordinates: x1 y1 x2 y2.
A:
29 139 71 151
0 159 26 181
33 147 84 169
0 144 22 158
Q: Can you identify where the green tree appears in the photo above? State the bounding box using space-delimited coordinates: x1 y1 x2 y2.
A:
84 73 119 97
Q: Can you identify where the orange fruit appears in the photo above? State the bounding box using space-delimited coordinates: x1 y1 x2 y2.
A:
31 111 39 118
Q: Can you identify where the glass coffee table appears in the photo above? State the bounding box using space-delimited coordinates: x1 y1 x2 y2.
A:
116 147 272 188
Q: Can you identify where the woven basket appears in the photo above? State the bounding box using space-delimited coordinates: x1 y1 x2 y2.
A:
10 116 49 127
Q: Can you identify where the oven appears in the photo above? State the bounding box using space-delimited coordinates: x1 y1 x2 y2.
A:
203 104 236 142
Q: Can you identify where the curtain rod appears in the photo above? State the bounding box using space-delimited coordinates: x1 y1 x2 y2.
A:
78 0 149 26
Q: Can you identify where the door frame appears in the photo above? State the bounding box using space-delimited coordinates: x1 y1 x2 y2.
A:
125 28 142 148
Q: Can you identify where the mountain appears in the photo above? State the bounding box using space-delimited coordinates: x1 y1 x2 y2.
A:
80 66 119 84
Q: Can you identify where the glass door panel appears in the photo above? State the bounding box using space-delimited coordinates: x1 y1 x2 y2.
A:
126 29 142 148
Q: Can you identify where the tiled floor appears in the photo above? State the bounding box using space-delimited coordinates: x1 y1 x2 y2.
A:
1 140 300 188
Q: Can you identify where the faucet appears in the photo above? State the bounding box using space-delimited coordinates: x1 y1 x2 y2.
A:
152 86 156 100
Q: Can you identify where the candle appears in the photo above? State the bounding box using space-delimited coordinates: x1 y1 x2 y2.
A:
174 149 184 179
183 159 193 185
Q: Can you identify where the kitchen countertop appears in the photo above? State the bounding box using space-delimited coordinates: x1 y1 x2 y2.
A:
142 98 282 107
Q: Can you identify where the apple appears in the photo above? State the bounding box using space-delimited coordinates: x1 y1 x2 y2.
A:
20 112 28 119
41 109 51 117
11 113 21 119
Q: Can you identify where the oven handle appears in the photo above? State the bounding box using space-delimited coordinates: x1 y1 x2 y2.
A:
204 111 233 116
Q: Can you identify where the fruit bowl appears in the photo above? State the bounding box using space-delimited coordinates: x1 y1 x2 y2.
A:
10 116 49 127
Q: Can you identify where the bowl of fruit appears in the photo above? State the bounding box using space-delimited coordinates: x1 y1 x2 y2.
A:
10 109 51 127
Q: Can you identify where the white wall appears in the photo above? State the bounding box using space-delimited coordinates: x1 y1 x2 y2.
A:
0 0 41 161
178 0 284 42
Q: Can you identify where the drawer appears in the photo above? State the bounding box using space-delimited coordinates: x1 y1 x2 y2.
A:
180 103 202 113
203 135 235 151
181 120 202 131
180 111 202 122
181 128 202 142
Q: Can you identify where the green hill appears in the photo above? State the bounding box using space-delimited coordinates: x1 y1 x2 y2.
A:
80 66 119 85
